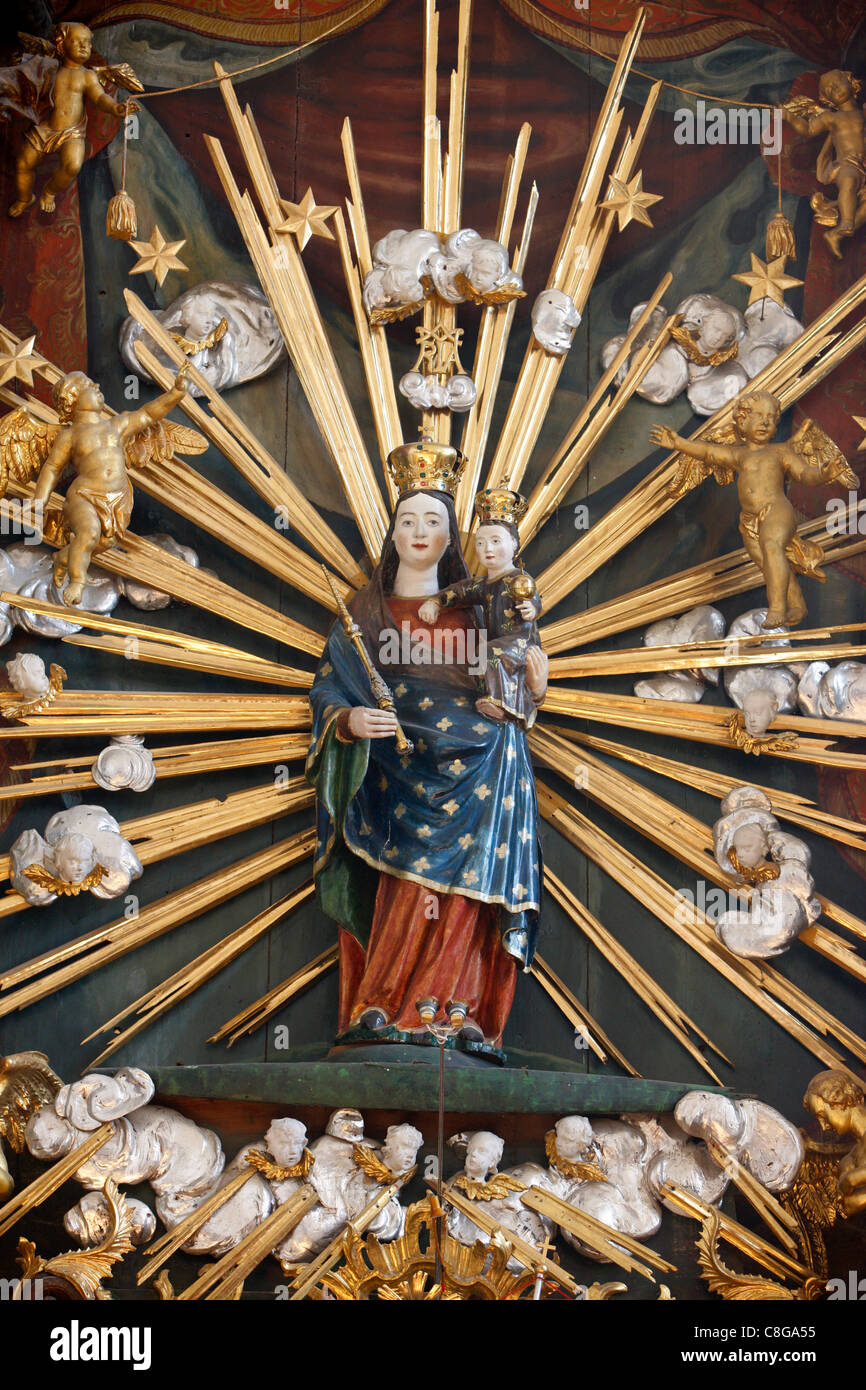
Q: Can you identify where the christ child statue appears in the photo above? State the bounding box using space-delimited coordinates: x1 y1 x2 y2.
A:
419 487 542 727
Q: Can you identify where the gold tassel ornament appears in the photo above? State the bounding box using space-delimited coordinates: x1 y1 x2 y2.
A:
106 118 137 241
766 155 795 263
766 210 796 262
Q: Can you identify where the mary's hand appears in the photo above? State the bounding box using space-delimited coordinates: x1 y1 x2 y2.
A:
526 646 548 703
347 706 399 739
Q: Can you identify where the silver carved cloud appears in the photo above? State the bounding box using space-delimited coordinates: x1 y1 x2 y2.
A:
120 282 286 395
600 292 803 414
362 228 522 318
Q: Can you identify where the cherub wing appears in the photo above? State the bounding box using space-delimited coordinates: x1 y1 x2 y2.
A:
16 31 56 57
92 61 144 94
783 95 825 122
0 1050 62 1151
668 424 737 501
790 417 859 487
779 1138 845 1276
123 419 208 471
0 407 60 498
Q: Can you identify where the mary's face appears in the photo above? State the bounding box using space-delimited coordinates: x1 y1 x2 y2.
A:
393 494 450 573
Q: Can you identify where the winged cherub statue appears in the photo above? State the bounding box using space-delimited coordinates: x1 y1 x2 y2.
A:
0 23 142 217
0 362 205 605
651 389 858 628
783 72 866 259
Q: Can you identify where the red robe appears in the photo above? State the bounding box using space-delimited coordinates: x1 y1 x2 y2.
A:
336 596 517 1044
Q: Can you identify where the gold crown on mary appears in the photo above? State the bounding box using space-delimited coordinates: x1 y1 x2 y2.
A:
475 486 527 527
387 439 467 497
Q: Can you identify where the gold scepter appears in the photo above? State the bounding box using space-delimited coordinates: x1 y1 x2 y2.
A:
321 566 413 754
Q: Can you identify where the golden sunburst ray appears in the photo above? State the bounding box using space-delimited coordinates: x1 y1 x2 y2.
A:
552 728 866 856
208 945 339 1047
539 505 866 650
520 277 674 542
0 334 353 614
124 292 365 587
541 685 866 770
175 1183 320 1301
0 834 316 1019
546 633 866 681
206 67 389 562
0 693 310 743
0 778 314 917
533 283 866 610
481 11 659 499
531 726 866 988
83 880 316 1066
0 592 314 689
535 778 864 1078
455 130 536 533
544 870 731 1082
0 732 312 803
530 952 639 1074
3 1 865 1103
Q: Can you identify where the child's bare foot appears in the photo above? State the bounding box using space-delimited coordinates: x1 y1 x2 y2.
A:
8 196 35 218
824 227 845 259
475 697 504 722
762 609 787 630
785 602 807 626
62 580 84 606
38 191 56 214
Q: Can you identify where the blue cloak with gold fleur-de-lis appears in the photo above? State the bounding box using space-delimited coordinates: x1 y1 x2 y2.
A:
306 618 540 968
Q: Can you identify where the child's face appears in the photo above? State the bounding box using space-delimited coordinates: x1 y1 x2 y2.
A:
737 399 778 444
74 380 104 414
821 73 852 106
62 25 93 64
475 524 516 571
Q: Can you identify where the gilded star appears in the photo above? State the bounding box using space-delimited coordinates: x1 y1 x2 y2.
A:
448 759 466 775
495 843 508 860
128 225 188 287
604 172 662 232
732 253 802 308
0 333 42 387
852 415 866 452
436 716 452 732
275 187 338 251
443 799 459 816
475 784 491 801
418 825 432 838
394 803 406 818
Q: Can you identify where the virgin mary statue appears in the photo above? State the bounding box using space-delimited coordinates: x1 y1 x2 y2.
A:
306 440 547 1057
